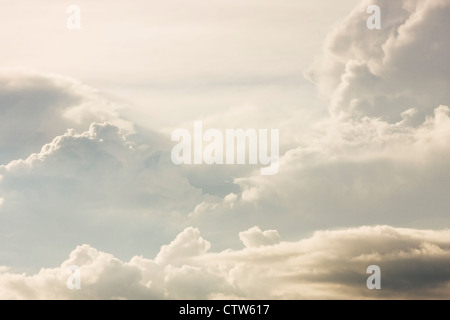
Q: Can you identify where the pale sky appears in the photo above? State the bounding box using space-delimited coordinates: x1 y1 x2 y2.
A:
0 0 360 130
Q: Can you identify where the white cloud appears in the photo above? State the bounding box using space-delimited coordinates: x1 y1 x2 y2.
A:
0 225 449 299
0 121 209 270
233 104 449 228
0 244 158 300
307 0 450 122
0 266 9 274
155 227 211 266
0 68 132 164
239 226 281 248
193 0 450 238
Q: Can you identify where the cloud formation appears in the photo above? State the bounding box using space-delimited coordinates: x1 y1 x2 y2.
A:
239 226 281 248
0 0 449 299
1 225 449 299
0 68 132 164
0 120 210 270
193 0 450 236
308 0 450 122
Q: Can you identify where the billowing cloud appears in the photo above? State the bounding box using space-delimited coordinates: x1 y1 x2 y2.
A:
1 225 449 299
192 0 450 237
190 103 450 240
0 68 132 164
239 226 280 248
307 0 450 122
0 0 449 300
155 227 211 265
0 121 211 270
0 244 158 300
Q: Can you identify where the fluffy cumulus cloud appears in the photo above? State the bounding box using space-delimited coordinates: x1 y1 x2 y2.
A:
239 226 281 248
0 68 132 164
0 68 249 272
1 226 449 299
0 119 215 269
223 105 450 228
193 0 450 235
308 0 450 123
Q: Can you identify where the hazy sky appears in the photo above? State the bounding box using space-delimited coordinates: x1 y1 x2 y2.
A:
0 0 449 299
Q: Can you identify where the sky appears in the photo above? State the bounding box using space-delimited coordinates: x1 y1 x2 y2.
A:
0 0 449 299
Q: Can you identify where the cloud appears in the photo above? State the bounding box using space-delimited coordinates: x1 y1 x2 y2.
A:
0 225 449 299
191 0 450 238
0 244 158 300
0 121 209 270
0 67 132 164
190 104 450 239
307 0 450 123
239 226 281 248
155 227 211 265
0 68 260 271
0 0 448 300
